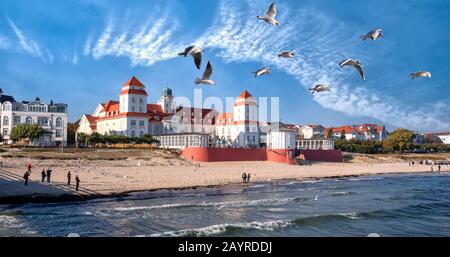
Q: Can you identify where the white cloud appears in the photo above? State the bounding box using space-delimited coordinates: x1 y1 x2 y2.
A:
6 18 53 63
0 36 11 49
85 0 450 131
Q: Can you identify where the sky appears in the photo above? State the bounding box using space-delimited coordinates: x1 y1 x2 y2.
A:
0 0 449 132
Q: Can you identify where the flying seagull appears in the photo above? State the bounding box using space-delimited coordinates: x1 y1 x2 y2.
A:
339 59 365 81
257 2 279 26
361 29 384 41
252 67 271 78
309 84 331 94
278 51 295 58
195 61 215 85
178 45 203 70
410 71 432 79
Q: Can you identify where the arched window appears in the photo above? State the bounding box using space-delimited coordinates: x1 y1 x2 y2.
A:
3 116 9 126
26 116 33 125
56 118 63 128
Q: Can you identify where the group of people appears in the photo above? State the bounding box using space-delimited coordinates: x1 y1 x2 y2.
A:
241 172 251 183
23 163 81 191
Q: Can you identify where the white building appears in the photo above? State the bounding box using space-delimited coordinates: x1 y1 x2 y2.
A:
215 90 259 148
267 129 297 149
0 88 68 146
76 76 216 141
296 139 335 150
154 133 210 149
299 125 325 139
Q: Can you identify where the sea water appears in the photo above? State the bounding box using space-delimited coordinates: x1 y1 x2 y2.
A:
1 173 449 237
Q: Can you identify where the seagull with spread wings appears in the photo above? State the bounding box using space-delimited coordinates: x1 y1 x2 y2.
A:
309 84 331 94
252 67 271 78
195 61 215 85
339 59 366 81
178 45 203 70
410 71 432 79
257 2 279 26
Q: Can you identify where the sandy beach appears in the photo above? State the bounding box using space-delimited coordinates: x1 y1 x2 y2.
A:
1 148 446 204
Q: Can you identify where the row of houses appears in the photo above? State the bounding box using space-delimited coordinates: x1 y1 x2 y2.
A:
297 124 388 141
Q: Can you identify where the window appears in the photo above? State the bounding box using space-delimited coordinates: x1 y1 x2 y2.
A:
139 107 143 112
26 117 33 125
56 129 63 137
132 106 135 112
3 116 9 126
131 131 136 137
56 118 63 128
132 97 135 103
139 121 145 127
139 98 143 104
3 129 8 136
37 117 48 126
140 131 144 137
131 120 137 126
13 116 21 125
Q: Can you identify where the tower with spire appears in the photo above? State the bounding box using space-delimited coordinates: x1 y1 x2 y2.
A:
158 84 174 114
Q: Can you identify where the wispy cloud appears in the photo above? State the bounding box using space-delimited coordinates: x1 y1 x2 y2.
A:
0 36 11 49
90 14 182 66
6 17 53 63
85 0 450 131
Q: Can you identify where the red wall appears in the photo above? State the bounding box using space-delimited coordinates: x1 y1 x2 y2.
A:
301 149 342 162
181 147 341 164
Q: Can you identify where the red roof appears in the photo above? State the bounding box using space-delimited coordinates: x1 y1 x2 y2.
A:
237 90 253 99
102 101 120 112
84 115 98 130
147 104 164 114
122 76 145 87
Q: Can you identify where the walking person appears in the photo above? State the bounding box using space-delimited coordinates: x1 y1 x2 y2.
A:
46 168 52 183
438 165 441 173
241 173 247 183
75 174 80 192
23 171 30 186
27 163 32 173
41 169 46 183
247 173 251 183
67 171 72 186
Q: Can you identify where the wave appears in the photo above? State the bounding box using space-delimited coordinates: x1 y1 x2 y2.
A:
112 196 308 212
149 212 368 237
0 215 38 235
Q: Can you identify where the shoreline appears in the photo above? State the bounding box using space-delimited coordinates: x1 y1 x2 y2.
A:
0 169 440 205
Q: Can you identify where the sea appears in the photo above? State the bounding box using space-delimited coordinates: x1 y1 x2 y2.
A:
1 173 449 237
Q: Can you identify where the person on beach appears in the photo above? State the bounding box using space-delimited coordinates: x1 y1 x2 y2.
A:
247 173 251 183
23 171 30 186
46 168 52 183
242 173 247 183
438 165 441 173
75 174 80 191
67 171 72 186
27 163 32 173
41 169 46 183
431 165 434 172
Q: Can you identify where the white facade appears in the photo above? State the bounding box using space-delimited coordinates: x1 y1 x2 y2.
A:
215 90 259 148
299 125 325 139
0 92 68 146
155 133 209 149
296 139 335 150
267 130 297 149
438 134 450 144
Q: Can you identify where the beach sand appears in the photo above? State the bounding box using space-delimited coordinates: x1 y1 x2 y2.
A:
0 151 441 203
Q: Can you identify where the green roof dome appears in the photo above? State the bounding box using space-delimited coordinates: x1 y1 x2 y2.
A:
162 86 172 97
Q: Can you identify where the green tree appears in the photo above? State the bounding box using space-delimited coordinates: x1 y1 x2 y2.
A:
87 132 104 146
10 124 44 142
340 129 346 140
326 128 333 139
382 129 413 152
67 120 79 145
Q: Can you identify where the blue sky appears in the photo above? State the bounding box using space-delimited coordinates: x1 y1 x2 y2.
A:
0 0 449 132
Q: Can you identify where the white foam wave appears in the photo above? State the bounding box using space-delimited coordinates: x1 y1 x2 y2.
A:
112 196 303 212
150 219 293 237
